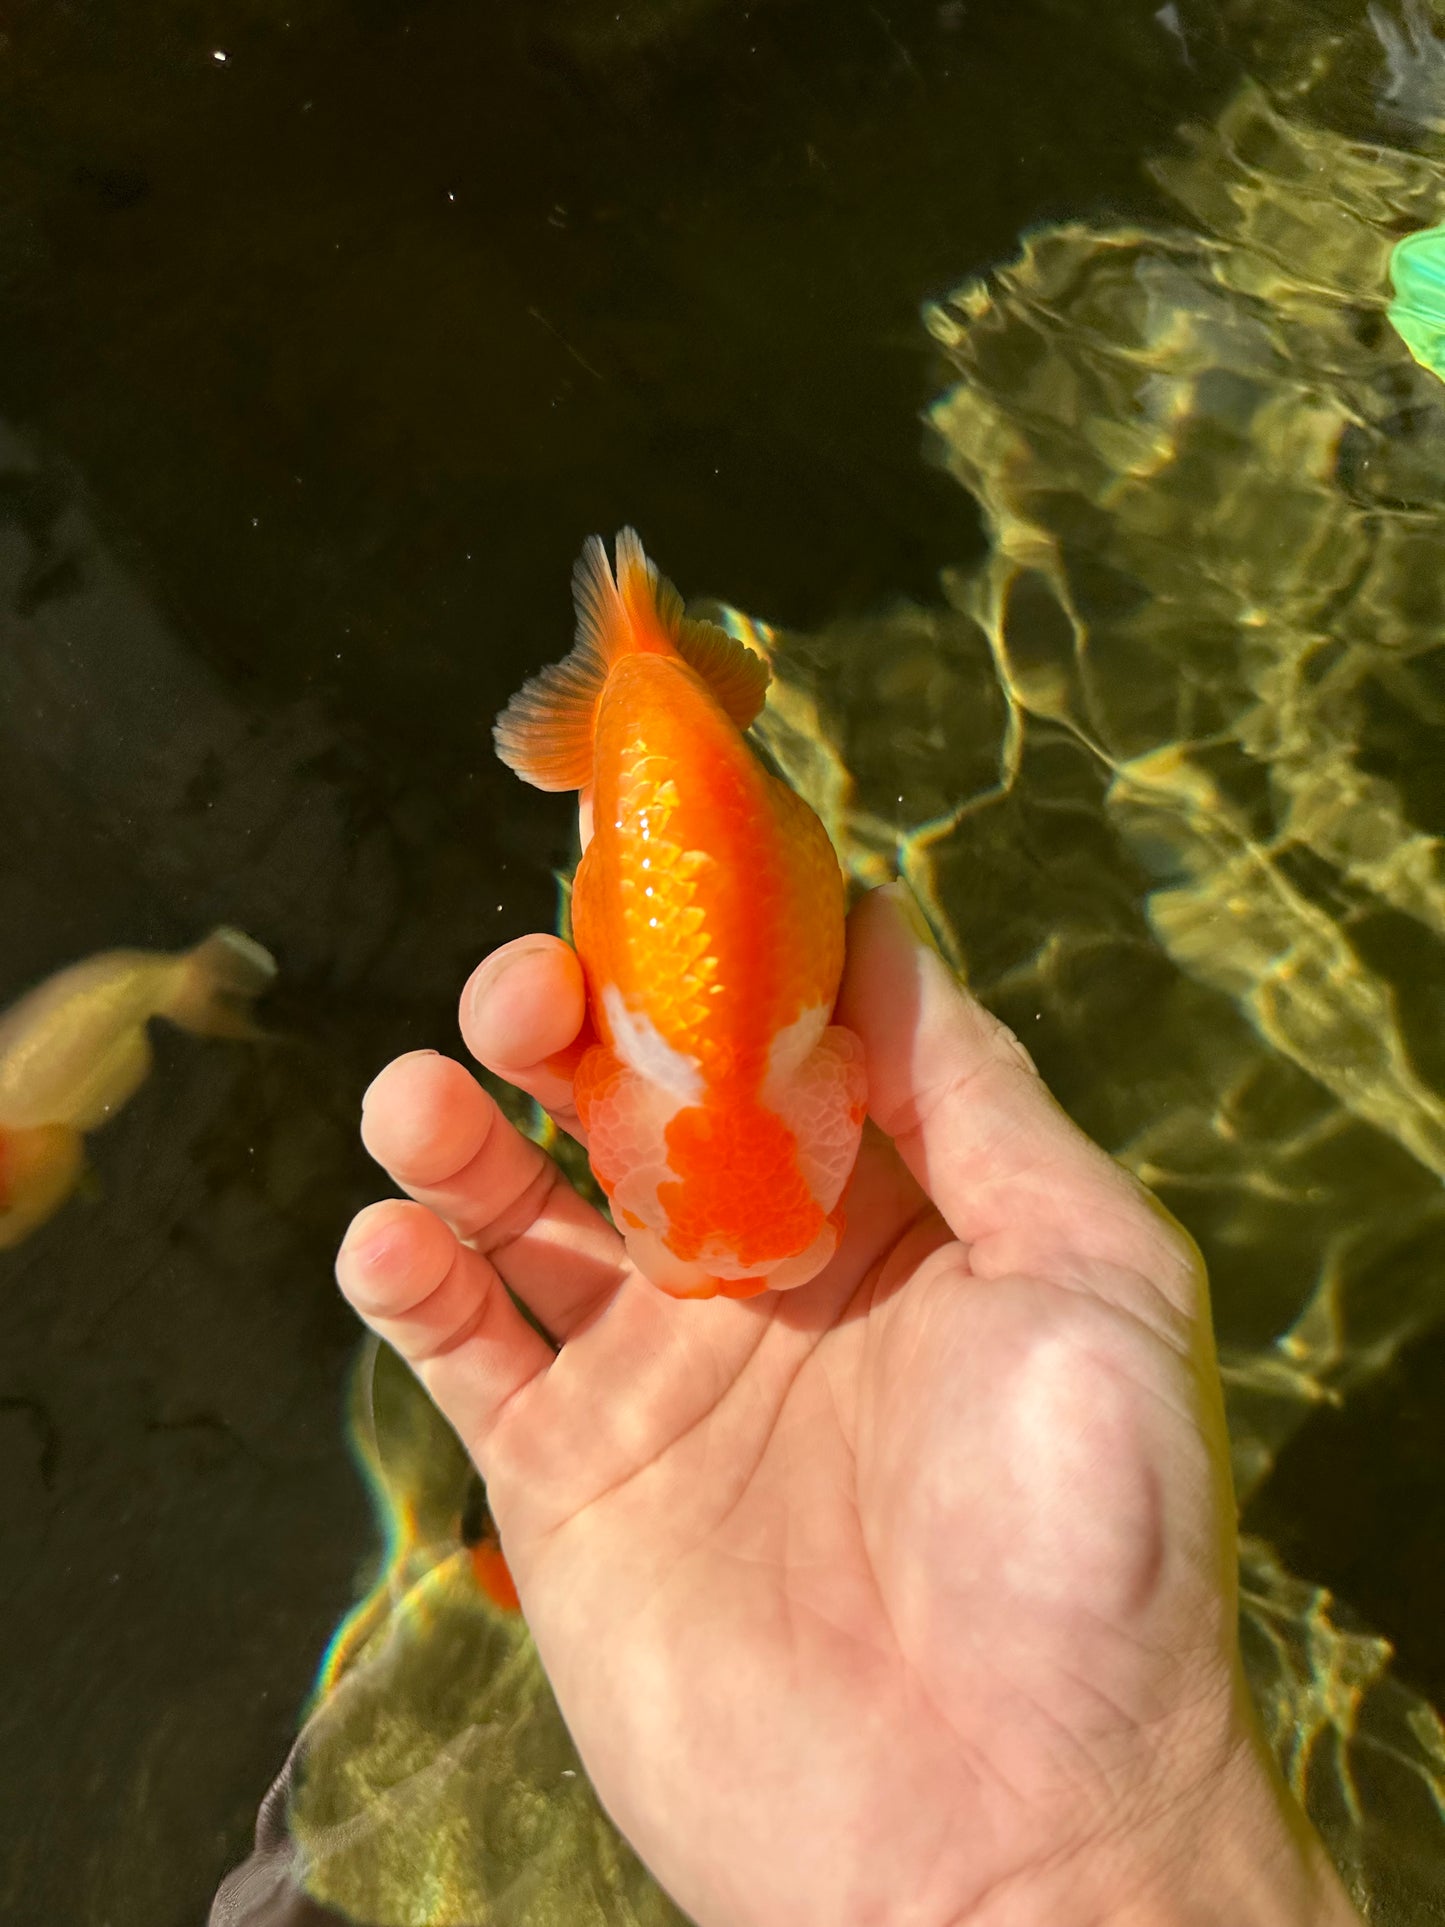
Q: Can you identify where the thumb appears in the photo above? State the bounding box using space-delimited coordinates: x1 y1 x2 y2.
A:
838 884 1199 1316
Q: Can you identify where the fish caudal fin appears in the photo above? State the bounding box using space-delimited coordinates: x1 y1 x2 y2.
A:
492 537 617 791
493 527 771 791
612 529 771 729
163 927 278 1039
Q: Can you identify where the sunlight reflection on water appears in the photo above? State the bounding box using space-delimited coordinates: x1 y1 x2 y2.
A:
274 6 1445 1919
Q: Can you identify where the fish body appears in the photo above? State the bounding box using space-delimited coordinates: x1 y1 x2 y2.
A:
0 928 276 1248
460 1476 522 1614
495 529 866 1298
469 1538 522 1614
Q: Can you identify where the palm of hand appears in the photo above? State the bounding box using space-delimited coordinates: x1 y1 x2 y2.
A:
339 888 1240 1927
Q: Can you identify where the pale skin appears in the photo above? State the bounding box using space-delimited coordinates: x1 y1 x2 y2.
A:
337 879 1362 1927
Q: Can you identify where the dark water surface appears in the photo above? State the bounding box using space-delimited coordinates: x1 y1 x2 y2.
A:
0 0 1342 1919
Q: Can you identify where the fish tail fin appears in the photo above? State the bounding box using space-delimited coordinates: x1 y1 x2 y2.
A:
493 527 770 790
616 526 771 729
470 1541 522 1614
163 927 278 1039
492 533 628 792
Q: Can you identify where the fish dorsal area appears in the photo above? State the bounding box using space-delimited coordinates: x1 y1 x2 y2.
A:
581 653 844 1078
572 654 863 1294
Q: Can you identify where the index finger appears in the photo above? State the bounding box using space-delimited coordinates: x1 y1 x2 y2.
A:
464 789 593 1134
460 935 590 1138
837 885 1201 1318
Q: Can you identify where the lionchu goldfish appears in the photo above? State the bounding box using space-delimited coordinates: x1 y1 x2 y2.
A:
494 529 867 1299
0 928 276 1248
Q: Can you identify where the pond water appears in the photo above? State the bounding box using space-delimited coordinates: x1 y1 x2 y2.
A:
4 0 1445 1921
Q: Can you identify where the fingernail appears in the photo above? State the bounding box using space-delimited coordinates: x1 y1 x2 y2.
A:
467 940 549 1025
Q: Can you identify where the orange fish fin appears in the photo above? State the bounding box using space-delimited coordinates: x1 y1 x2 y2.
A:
494 528 770 789
575 530 638 663
717 1275 771 1299
615 525 770 728
673 612 770 730
470 1542 522 1615
491 632 606 794
612 525 673 652
492 534 633 791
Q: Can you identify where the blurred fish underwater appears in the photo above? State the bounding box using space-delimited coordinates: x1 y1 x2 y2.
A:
0 929 275 1248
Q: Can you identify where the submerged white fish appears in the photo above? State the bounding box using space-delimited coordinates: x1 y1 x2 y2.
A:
0 927 276 1248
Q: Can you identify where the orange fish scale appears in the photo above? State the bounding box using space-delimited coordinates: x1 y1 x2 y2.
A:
658 1098 825 1265
612 749 721 1062
577 656 845 1085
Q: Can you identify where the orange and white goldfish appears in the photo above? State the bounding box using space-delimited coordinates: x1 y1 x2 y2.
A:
0 927 276 1248
495 529 866 1299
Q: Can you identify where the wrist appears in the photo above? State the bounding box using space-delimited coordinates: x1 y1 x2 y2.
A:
1105 1746 1357 1927
969 1681 1360 1927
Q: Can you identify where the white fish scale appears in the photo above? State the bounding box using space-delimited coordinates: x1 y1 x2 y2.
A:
601 984 703 1103
768 1027 867 1216
583 1061 685 1231
586 1004 865 1294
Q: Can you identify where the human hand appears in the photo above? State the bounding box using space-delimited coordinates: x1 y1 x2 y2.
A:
337 883 1359 1927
